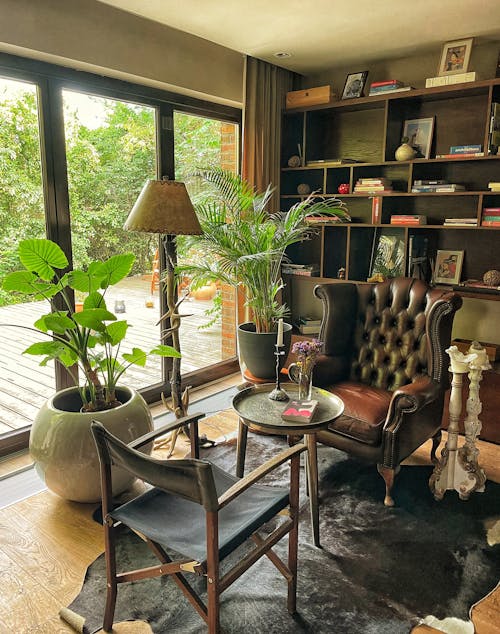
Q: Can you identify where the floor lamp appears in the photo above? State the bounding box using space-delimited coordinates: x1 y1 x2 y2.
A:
124 178 202 439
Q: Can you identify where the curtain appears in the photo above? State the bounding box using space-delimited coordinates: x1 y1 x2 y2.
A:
242 56 297 212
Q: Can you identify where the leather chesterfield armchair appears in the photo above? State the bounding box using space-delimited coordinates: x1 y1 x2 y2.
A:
312 277 462 506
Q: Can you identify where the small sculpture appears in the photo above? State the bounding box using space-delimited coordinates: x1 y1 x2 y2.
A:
483 269 500 286
297 183 311 195
288 155 301 168
395 137 417 161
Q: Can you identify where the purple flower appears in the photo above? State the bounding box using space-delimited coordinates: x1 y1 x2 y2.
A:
291 339 323 359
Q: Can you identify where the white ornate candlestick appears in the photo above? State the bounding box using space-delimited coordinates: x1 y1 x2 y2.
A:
455 342 490 498
429 344 483 500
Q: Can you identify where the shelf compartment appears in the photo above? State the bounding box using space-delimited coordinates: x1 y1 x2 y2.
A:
323 226 348 278
347 226 406 281
412 160 500 191
353 163 410 192
381 195 480 225
281 169 324 196
282 111 305 168
306 108 385 164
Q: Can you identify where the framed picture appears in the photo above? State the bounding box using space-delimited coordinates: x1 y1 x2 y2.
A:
341 71 368 99
433 250 464 285
370 231 405 279
437 38 473 76
402 117 434 159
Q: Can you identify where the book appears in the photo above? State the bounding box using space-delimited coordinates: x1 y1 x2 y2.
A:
449 145 482 154
369 86 413 95
483 207 500 213
435 185 466 192
482 215 500 221
298 317 321 326
481 220 500 227
488 182 500 188
281 399 318 423
305 215 344 224
411 184 465 192
370 79 403 87
413 179 447 186
444 218 477 223
425 72 477 87
298 324 321 334
371 196 381 223
306 158 358 167
390 214 427 225
282 264 320 276
435 153 484 158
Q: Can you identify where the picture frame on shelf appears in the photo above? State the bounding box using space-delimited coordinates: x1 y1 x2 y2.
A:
402 117 434 159
437 37 473 76
369 231 405 279
433 250 464 285
341 71 368 99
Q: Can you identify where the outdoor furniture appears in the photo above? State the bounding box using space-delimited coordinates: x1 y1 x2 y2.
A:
91 413 305 634
313 277 462 506
233 384 344 546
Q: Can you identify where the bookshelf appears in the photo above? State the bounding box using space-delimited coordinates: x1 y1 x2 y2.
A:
280 77 500 443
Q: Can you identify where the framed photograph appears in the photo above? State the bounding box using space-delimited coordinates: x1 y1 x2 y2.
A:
433 250 464 285
370 231 405 279
402 117 434 159
437 38 473 76
341 71 368 99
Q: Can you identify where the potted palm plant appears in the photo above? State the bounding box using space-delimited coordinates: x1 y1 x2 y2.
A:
178 170 350 379
2 239 180 502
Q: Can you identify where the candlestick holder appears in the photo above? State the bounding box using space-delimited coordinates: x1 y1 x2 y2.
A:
268 345 289 401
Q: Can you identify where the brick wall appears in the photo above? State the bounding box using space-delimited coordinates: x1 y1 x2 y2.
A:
220 122 239 358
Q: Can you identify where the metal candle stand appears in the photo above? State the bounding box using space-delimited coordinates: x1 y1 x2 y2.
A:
268 345 289 401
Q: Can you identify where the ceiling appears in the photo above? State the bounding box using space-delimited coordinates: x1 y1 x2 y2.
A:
98 0 500 74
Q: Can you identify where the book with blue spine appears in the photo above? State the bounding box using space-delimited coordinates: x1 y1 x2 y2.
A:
450 144 482 154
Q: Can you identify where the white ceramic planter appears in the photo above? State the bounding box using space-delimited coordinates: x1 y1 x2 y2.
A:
29 385 153 503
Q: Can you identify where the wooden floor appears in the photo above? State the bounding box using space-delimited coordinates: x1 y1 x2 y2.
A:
0 374 498 633
0 276 224 436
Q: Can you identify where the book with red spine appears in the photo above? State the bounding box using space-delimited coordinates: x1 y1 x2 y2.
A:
481 220 500 226
371 196 381 223
436 153 485 158
370 79 403 87
282 399 318 423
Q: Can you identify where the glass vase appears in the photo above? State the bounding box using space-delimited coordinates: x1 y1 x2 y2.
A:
288 361 314 400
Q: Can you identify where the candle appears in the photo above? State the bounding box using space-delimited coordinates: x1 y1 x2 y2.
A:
277 318 284 347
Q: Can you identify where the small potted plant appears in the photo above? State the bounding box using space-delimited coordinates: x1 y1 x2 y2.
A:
2 239 180 502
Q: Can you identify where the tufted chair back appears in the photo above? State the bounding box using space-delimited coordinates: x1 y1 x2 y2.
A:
311 277 462 506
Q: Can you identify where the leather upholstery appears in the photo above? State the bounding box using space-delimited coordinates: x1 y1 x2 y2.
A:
312 278 462 503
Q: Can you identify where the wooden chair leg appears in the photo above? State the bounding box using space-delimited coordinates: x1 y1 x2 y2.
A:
430 429 442 464
103 524 118 632
206 512 220 634
376 464 399 507
287 452 300 614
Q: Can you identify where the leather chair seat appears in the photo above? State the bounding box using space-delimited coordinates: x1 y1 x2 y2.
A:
326 382 392 446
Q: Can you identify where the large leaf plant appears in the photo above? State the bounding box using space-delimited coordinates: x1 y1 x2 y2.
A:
178 170 350 332
2 239 180 412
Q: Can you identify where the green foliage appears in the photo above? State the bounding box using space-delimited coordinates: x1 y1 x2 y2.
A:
2 239 180 412
178 170 350 333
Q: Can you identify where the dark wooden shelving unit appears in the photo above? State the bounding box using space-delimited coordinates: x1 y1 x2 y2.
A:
281 77 500 443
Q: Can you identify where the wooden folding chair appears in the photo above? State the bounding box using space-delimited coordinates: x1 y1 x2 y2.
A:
91 413 304 633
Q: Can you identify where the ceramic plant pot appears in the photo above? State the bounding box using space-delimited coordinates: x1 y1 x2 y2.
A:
237 321 293 380
29 385 153 503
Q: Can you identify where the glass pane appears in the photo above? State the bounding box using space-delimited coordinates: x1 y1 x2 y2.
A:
174 112 239 372
63 90 160 390
0 77 55 438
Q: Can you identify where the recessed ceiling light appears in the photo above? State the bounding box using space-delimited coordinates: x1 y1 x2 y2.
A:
274 52 291 58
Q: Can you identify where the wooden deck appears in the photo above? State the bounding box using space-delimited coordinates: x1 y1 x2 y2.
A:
0 276 224 435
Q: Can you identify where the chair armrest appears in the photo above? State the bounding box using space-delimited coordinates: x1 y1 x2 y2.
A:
129 412 205 450
384 376 440 433
217 443 306 510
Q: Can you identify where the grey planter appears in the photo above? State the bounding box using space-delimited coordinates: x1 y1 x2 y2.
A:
237 321 293 380
29 385 153 503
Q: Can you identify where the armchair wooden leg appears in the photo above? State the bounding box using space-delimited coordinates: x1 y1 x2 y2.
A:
430 430 442 464
377 464 400 507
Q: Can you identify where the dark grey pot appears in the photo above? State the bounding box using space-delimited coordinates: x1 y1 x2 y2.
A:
237 321 293 380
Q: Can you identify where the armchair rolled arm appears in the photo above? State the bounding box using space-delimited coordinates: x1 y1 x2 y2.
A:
217 443 306 510
129 412 205 450
384 376 440 433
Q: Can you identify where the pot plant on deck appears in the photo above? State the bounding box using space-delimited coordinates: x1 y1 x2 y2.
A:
2 239 180 502
178 170 350 380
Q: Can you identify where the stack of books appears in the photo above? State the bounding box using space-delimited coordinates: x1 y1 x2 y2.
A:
443 218 478 227
425 72 477 87
281 263 320 276
296 316 322 334
411 180 465 193
305 215 343 224
488 182 500 192
306 158 358 167
390 214 427 225
368 80 412 96
481 207 500 227
436 144 484 159
354 178 393 193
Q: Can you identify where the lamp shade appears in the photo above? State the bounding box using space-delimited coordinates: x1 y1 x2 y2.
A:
124 179 202 235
